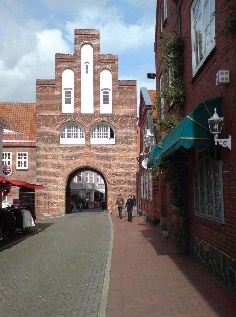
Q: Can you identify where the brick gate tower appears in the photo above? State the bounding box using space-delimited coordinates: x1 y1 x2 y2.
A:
36 29 137 215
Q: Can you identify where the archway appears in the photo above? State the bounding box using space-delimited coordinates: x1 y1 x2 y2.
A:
65 167 107 214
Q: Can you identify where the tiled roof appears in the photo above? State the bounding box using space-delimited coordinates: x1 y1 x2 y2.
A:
0 103 36 141
148 90 156 106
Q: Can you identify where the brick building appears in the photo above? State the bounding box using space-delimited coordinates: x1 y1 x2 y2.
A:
137 87 160 224
0 29 137 215
148 0 236 288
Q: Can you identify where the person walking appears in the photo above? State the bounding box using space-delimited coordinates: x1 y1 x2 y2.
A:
77 196 82 212
125 195 134 222
116 194 125 219
131 195 136 217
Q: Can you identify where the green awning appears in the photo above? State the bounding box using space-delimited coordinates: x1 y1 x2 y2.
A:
147 97 222 166
147 145 162 168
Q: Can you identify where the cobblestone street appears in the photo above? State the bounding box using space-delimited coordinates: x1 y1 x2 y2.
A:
0 211 111 317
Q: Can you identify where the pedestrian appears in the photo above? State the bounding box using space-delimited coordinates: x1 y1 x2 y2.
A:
82 196 86 209
115 194 125 219
77 196 83 211
131 194 136 217
125 195 134 222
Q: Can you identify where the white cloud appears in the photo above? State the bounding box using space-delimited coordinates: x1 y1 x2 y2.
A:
0 0 156 102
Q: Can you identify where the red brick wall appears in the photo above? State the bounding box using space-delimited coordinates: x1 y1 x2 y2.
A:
155 1 236 258
36 29 137 215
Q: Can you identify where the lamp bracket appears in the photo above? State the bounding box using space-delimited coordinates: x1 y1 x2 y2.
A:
214 135 231 150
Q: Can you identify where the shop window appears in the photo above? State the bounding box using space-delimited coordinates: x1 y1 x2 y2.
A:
193 150 224 223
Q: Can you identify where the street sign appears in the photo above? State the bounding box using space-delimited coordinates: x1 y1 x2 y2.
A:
2 165 13 176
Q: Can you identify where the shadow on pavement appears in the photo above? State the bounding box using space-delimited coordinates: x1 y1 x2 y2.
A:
0 222 53 252
139 223 236 315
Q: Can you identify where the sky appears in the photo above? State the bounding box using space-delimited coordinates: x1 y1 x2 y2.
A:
0 0 157 106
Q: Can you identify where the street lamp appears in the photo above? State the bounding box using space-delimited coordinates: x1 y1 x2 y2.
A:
208 108 231 150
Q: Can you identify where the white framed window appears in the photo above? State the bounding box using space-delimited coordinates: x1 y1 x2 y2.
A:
148 171 152 201
191 0 215 75
160 3 163 33
89 172 94 183
60 123 85 145
62 69 74 113
65 90 72 104
96 174 104 184
159 74 165 119
16 152 28 170
193 150 224 223
2 152 12 166
163 0 168 21
103 91 109 104
91 123 115 145
100 70 112 114
85 172 89 183
73 174 82 183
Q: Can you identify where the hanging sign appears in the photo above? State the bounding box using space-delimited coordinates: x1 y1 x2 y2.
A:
2 165 13 176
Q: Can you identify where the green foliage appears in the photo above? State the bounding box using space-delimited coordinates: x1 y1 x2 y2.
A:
152 158 189 254
155 114 180 134
159 32 185 107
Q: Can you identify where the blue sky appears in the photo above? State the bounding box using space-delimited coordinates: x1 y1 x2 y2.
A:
0 0 156 104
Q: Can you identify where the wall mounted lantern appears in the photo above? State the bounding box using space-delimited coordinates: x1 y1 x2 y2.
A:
208 108 231 150
147 73 156 79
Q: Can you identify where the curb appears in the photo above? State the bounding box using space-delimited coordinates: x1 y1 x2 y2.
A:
98 212 114 317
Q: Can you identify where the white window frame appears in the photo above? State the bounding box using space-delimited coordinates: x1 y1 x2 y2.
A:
85 172 89 183
89 172 94 183
16 152 28 170
191 0 215 75
2 152 12 166
96 175 104 184
163 0 168 21
160 3 163 33
91 123 115 145
65 90 72 104
193 150 224 223
159 74 165 119
103 90 110 105
60 123 85 145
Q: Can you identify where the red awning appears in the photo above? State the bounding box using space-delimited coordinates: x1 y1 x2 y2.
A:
8 180 28 187
26 183 44 189
0 176 7 183
5 179 44 189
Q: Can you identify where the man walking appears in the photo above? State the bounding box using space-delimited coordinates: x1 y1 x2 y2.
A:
116 194 125 219
125 195 134 222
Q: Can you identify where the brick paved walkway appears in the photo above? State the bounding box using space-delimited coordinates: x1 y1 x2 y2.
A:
106 212 236 317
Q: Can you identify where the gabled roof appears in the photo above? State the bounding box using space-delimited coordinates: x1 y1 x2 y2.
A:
0 103 36 143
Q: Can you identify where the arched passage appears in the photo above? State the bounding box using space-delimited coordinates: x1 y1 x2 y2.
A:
65 167 107 214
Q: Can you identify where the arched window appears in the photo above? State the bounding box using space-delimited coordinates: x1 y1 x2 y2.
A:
91 123 115 145
103 91 109 104
60 123 85 145
100 70 112 114
62 69 74 113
